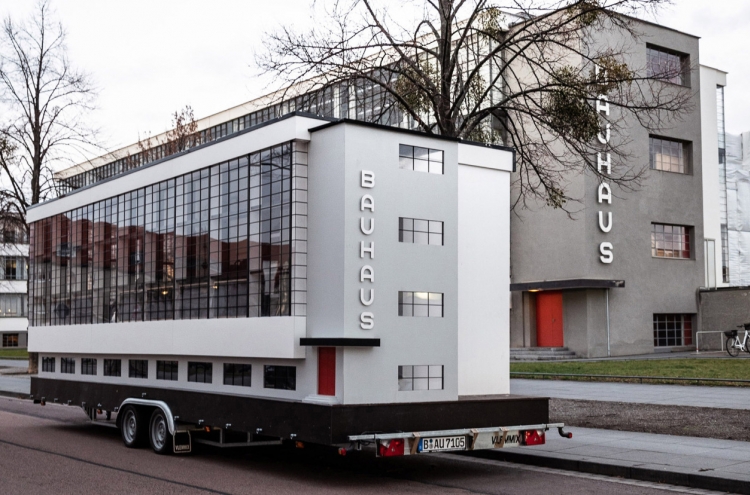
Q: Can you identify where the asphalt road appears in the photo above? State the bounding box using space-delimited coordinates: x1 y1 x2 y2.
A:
0 397 723 495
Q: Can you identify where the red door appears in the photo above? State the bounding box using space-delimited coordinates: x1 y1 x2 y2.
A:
318 347 336 396
536 291 564 347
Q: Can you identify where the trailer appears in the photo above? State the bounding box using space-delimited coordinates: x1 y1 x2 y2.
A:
28 112 566 456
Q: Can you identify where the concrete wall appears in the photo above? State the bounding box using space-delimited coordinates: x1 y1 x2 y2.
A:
699 288 750 350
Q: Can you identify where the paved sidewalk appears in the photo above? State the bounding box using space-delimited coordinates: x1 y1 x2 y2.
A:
511 378 750 410
486 425 750 492
0 375 30 396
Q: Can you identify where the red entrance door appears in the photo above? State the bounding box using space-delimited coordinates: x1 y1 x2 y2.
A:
536 291 564 347
318 347 336 396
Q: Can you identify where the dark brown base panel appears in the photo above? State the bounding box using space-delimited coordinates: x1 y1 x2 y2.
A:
31 377 549 445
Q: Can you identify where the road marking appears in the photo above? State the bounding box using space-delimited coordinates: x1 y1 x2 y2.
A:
438 454 724 495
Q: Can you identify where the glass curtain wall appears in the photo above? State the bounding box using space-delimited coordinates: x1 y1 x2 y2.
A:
29 141 305 326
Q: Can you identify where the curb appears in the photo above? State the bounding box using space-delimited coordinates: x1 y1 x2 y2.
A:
469 450 750 495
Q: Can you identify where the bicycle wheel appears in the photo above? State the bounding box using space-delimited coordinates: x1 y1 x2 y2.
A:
727 337 740 357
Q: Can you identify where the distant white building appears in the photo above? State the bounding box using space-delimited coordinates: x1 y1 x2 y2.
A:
0 217 28 348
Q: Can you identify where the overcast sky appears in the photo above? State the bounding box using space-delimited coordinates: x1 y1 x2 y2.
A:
2 0 749 158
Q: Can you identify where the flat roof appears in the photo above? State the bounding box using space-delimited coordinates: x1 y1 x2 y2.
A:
510 279 626 291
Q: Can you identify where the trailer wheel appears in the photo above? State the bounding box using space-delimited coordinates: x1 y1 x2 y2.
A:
119 405 147 448
149 409 173 455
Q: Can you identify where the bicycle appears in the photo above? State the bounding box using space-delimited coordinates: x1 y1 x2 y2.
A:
725 323 750 357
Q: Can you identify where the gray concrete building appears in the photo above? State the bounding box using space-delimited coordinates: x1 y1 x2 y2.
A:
509 22 705 357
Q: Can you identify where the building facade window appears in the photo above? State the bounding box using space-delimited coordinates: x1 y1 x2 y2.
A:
653 314 693 347
399 145 444 174
721 224 730 283
2 333 19 348
81 358 97 375
61 357 75 374
649 137 689 174
0 294 26 317
188 362 212 383
42 357 55 372
399 218 444 245
223 363 252 387
28 141 308 327
157 360 178 381
129 359 148 379
651 224 691 259
1 257 28 280
104 359 121 377
398 365 444 391
398 291 444 317
263 365 296 390
646 46 689 86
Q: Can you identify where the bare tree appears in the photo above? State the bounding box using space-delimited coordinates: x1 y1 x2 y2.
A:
257 0 693 210
137 105 199 159
0 0 97 372
0 0 97 218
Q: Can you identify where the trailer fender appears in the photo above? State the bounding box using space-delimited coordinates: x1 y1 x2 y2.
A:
119 399 176 436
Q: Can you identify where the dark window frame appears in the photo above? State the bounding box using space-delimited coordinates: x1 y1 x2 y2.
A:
263 365 296 390
398 365 444 391
399 218 444 246
651 223 693 259
2 333 19 347
653 314 693 347
646 45 690 87
157 360 179 381
104 359 121 377
81 358 97 375
61 357 75 374
398 291 444 317
649 136 692 175
223 363 252 387
128 359 148 379
188 361 213 383
399 144 444 175
42 356 55 372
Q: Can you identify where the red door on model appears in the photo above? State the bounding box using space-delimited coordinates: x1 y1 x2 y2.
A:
536 291 564 347
318 347 336 396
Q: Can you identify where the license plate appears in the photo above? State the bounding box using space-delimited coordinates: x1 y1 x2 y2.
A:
419 436 467 453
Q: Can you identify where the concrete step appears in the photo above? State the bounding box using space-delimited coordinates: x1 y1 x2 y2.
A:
510 347 578 361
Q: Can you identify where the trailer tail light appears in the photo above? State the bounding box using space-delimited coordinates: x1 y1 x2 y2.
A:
522 430 545 446
378 439 405 457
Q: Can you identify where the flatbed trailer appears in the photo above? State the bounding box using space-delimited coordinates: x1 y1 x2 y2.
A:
31 377 567 456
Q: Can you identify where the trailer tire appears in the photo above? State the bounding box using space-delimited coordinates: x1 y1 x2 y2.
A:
119 405 147 448
148 409 173 455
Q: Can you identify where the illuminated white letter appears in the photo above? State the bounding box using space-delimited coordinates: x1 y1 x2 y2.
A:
360 194 374 212
360 312 374 329
599 242 613 264
597 124 610 145
360 241 374 259
597 183 612 204
360 265 374 283
361 171 375 188
597 153 611 174
598 211 612 233
596 95 610 116
360 288 374 306
360 217 374 235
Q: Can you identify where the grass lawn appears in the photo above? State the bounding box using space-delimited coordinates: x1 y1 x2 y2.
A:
0 348 29 359
510 359 750 383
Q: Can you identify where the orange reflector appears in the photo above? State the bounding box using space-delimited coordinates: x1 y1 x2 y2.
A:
338 447 347 456
295 441 305 449
378 439 405 457
204 426 211 432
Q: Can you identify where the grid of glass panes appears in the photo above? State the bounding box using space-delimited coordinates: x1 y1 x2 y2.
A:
263 365 296 390
188 362 212 383
651 224 691 259
81 358 97 375
653 314 693 347
42 357 55 372
1 257 27 280
650 137 686 174
104 359 121 377
29 142 299 326
0 294 25 317
399 145 444 174
398 365 444 391
223 363 252 387
157 360 178 381
721 224 730 283
399 218 443 245
61 358 75 374
129 359 148 378
646 47 687 86
2 333 18 347
398 291 444 317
